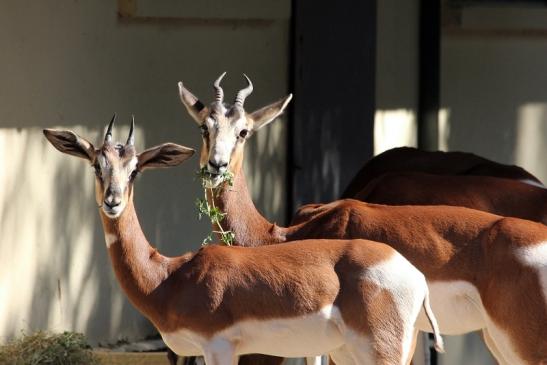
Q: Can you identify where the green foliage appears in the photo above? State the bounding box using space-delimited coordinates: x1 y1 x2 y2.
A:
195 167 236 246
0 331 99 365
219 231 235 246
196 167 234 189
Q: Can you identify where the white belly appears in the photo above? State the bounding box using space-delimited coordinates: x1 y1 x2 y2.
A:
416 280 485 335
161 305 346 358
160 330 203 356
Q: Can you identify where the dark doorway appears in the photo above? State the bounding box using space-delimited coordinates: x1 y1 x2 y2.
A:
289 0 377 213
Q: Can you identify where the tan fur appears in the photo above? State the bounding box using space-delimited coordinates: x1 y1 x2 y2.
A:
102 198 427 364
44 126 440 364
102 202 396 337
179 82 547 364
209 164 547 363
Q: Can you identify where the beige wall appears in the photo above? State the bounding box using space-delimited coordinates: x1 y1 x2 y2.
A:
441 9 547 183
0 0 290 345
374 0 419 154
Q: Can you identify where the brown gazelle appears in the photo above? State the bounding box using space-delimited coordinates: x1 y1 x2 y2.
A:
341 146 544 199
43 117 443 365
352 172 547 225
178 75 547 365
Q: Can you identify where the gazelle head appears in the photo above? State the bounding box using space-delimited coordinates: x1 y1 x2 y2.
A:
178 73 292 187
43 115 195 218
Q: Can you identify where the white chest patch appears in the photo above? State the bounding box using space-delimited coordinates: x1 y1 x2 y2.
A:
416 281 485 335
104 232 117 248
160 305 346 358
515 242 547 302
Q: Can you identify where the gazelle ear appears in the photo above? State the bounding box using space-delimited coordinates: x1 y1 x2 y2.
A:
137 143 195 171
248 94 292 131
178 81 209 125
43 129 96 161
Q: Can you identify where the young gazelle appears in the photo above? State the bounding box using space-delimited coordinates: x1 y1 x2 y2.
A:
178 75 547 365
43 117 443 365
341 146 544 199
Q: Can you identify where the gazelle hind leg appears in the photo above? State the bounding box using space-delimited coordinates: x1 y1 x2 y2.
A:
404 330 419 365
482 329 511 365
344 334 398 365
483 322 534 365
305 356 324 365
329 345 357 365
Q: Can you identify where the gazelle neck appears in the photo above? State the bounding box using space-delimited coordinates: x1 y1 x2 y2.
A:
208 165 288 247
99 198 175 323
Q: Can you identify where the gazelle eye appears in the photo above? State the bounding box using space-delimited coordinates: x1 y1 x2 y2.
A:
93 164 101 177
200 124 209 136
129 170 138 181
239 129 248 139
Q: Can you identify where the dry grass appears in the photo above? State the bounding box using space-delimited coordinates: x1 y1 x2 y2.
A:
0 331 99 365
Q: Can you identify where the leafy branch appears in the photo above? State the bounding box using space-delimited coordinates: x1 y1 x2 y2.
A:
195 167 235 246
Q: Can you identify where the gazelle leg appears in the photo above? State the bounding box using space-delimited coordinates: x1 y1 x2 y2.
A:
329 346 357 365
166 350 178 365
202 340 238 365
404 330 419 365
305 356 323 365
482 329 510 365
481 261 547 364
339 334 378 365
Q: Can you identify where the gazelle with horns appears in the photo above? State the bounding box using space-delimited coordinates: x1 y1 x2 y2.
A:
178 74 547 365
43 117 443 365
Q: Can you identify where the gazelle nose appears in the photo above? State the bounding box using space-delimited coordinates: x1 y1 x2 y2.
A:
104 196 121 208
208 160 228 171
104 199 120 209
104 187 122 207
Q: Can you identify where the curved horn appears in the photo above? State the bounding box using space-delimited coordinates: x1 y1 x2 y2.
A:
105 113 116 142
234 74 253 108
126 115 135 146
213 72 226 103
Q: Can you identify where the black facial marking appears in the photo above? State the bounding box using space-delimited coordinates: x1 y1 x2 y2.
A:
93 163 101 177
129 170 138 181
200 124 209 138
194 100 205 112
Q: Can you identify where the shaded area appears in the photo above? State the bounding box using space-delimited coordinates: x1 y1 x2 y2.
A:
291 0 376 208
0 0 290 346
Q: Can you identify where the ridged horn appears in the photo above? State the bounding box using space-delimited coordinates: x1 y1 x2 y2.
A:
213 72 226 103
234 74 253 108
126 115 135 146
105 113 116 142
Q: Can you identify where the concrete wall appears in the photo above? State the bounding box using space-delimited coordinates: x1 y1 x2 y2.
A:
441 6 547 184
374 0 419 154
0 0 290 345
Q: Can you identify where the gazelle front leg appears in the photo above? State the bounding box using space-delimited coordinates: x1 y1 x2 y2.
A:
202 339 238 365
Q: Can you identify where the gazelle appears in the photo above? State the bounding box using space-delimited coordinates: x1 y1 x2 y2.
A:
43 117 443 365
178 74 547 365
353 172 547 225
341 146 544 199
